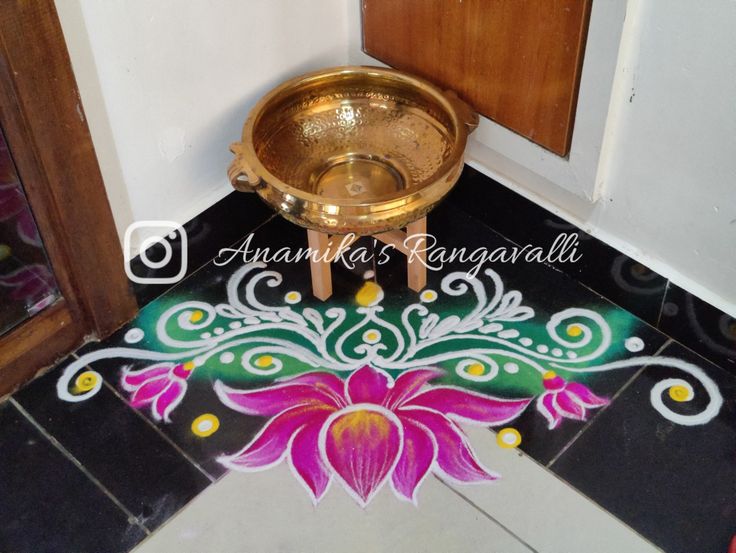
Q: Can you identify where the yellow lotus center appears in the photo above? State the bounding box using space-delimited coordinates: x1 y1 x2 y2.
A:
189 310 204 323
330 410 390 449
567 325 583 337
75 371 98 392
255 355 273 368
183 361 196 371
467 363 485 376
543 370 557 380
356 281 382 307
668 385 691 402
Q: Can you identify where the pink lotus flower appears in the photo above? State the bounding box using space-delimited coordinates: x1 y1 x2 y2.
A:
215 366 532 506
121 361 195 422
536 371 609 429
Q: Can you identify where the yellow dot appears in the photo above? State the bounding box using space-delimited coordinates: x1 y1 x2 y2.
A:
75 371 99 393
189 310 204 323
183 361 196 371
567 325 583 337
466 363 485 376
286 292 298 300
365 332 378 341
420 290 437 302
497 428 522 449
0 244 11 261
255 355 273 368
669 385 691 402
543 370 557 380
356 281 383 307
191 414 220 437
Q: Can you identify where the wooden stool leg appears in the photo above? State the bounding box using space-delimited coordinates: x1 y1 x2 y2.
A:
406 217 427 292
307 229 332 301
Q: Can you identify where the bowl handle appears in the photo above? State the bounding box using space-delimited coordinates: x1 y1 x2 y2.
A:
228 142 263 192
444 90 479 134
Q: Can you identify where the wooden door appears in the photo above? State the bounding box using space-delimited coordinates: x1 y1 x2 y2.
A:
362 0 592 156
0 0 137 393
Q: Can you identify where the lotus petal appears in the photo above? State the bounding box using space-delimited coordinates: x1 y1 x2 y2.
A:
565 382 609 407
215 380 340 416
345 365 391 405
401 408 498 484
384 368 444 409
537 393 562 429
153 379 186 422
129 376 169 407
556 392 586 421
278 372 347 406
290 418 332 503
121 364 172 389
391 416 436 504
221 405 328 471
321 407 402 507
404 387 531 426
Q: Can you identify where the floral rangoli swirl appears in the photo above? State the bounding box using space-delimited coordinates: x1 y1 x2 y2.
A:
56 262 723 506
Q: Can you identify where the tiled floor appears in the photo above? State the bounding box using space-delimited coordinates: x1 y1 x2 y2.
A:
2 168 734 552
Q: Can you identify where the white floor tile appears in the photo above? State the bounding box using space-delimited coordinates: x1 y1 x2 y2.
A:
134 463 533 553
441 427 663 553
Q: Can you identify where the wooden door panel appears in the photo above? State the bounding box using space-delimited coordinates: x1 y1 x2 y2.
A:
362 0 592 156
0 0 137 394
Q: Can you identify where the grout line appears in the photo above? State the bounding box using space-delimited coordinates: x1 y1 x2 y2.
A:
654 280 671 328
68 352 216 483
102 379 216 483
480 428 667 552
438 476 540 553
546 338 674 468
9 398 151 535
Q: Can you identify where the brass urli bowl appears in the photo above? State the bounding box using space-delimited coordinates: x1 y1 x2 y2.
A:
228 66 478 235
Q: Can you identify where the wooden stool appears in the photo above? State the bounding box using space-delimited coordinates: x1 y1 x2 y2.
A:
307 217 427 301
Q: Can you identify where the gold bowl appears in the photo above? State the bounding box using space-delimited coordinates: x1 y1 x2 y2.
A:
228 66 478 235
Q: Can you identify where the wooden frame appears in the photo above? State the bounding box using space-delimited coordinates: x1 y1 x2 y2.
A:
0 0 136 393
307 217 427 301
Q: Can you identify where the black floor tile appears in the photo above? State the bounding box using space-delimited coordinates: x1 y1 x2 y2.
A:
0 401 147 553
130 191 274 307
448 166 668 325
13 360 212 530
551 342 736 553
658 282 736 375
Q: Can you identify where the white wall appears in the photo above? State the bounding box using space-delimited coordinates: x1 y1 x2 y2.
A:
349 0 736 317
468 0 736 317
59 0 736 317
55 0 349 253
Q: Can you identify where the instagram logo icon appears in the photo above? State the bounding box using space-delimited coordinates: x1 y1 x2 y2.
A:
124 221 188 284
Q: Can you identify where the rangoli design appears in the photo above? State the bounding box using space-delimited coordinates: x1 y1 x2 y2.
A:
57 262 724 506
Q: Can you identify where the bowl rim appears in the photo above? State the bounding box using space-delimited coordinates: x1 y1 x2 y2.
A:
238 65 469 209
